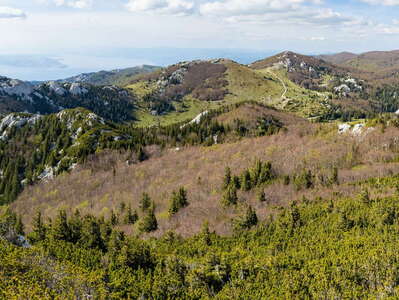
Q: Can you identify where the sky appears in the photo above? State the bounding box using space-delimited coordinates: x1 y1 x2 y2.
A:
1 0 399 80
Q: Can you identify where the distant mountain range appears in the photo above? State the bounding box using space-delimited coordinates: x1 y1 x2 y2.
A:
3 49 399 127
59 65 160 86
319 50 399 72
318 50 399 85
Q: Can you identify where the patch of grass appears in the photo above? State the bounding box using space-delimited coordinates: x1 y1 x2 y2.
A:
222 60 283 105
133 97 221 127
126 81 158 99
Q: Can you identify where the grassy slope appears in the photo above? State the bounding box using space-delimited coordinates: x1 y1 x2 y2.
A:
127 59 330 126
256 68 331 118
343 51 399 72
12 106 399 237
126 60 283 127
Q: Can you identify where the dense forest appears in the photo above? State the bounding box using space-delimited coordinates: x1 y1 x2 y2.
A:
2 172 399 298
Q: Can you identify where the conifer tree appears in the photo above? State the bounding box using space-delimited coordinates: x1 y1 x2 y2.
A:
108 230 125 259
232 175 241 189
258 161 273 185
222 185 238 206
290 201 302 229
241 170 252 191
139 205 158 233
124 204 138 225
52 210 70 241
110 209 119 226
100 221 113 244
168 187 189 216
201 221 212 246
29 210 46 243
15 215 24 236
137 146 147 162
223 167 232 189
244 206 258 228
140 193 152 212
119 201 126 213
331 166 339 185
359 189 371 205
80 215 105 250
69 210 82 243
251 160 262 186
258 190 266 203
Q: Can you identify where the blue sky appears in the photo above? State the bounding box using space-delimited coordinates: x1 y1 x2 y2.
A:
1 0 399 80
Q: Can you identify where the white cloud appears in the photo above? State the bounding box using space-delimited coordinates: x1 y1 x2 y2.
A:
0 6 26 18
359 0 399 5
126 0 194 15
310 36 326 41
377 24 399 34
198 0 363 28
53 0 93 9
200 0 320 17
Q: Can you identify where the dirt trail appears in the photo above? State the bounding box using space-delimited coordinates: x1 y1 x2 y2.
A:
267 70 287 99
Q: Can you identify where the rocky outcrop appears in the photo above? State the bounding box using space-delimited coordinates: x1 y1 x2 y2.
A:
69 83 88 96
180 111 209 129
48 81 66 96
0 113 41 141
0 77 34 100
338 122 374 137
56 109 105 130
334 77 363 97
0 75 134 122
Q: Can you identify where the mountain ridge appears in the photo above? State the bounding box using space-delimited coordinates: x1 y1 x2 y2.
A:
59 65 161 86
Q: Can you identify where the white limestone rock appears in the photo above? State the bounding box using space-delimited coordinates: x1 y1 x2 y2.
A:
352 123 365 136
338 123 351 134
0 78 34 99
0 113 41 141
48 81 66 96
38 166 54 181
69 82 88 96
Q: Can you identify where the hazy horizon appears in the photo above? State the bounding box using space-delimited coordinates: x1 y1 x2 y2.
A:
2 0 399 80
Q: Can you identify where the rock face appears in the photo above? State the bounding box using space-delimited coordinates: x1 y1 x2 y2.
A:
0 113 41 141
338 123 351 134
352 123 367 136
56 109 105 130
180 110 209 129
48 81 66 96
338 122 374 137
0 75 134 122
37 166 54 181
189 111 209 125
0 77 34 100
69 83 88 96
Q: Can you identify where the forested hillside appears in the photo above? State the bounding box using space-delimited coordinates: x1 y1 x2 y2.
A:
3 163 399 298
0 77 136 122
